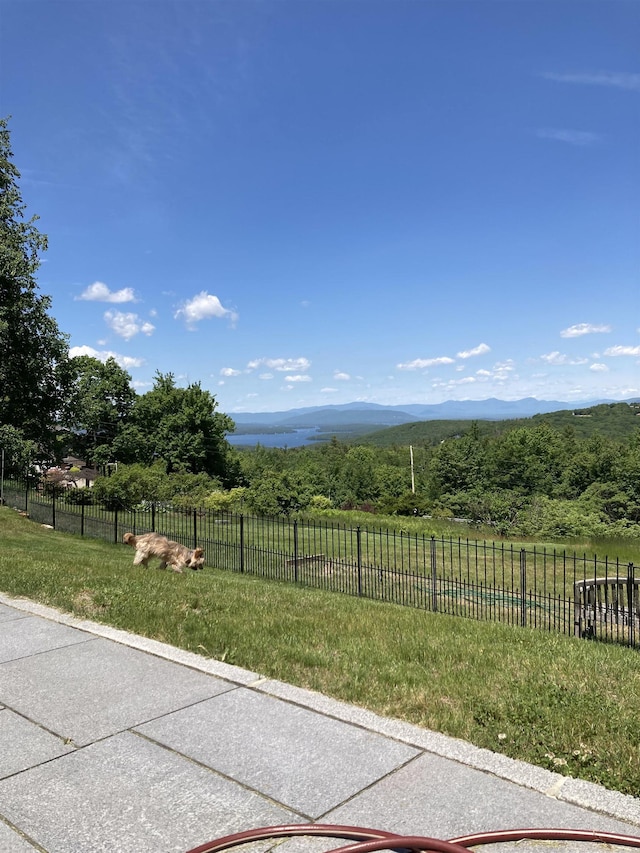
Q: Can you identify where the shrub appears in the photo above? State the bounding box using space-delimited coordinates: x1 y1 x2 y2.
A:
309 494 333 511
64 487 94 506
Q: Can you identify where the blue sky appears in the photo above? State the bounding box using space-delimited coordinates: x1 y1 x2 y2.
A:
2 0 639 413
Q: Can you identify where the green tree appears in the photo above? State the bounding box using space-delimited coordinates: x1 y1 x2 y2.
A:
0 424 38 481
63 355 136 466
485 424 565 496
0 117 70 454
427 429 486 498
244 469 314 516
113 372 240 484
340 445 380 505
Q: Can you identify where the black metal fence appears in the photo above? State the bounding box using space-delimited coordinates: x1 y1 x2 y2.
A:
3 478 638 648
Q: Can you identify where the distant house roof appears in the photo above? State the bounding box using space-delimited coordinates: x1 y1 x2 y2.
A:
62 456 87 468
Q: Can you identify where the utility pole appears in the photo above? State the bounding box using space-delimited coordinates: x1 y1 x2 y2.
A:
410 445 415 494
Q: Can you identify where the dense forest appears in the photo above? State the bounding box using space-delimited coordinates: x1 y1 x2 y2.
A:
2 115 640 542
41 400 640 543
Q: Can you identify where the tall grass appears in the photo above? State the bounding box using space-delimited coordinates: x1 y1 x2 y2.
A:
1 506 640 798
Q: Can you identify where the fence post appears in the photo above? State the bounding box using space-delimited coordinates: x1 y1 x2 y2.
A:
52 490 56 530
293 519 299 583
430 536 438 612
81 501 85 537
25 481 28 515
114 506 119 545
356 526 362 596
239 514 245 573
627 563 635 648
193 509 198 549
520 549 527 627
151 502 156 532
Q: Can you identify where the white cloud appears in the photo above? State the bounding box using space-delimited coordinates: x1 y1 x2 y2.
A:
247 357 311 373
174 291 238 328
333 371 351 381
285 374 312 383
561 323 611 338
536 128 601 146
604 345 640 356
220 367 241 377
76 281 136 303
69 345 102 359
258 373 274 380
539 71 640 92
321 387 338 393
457 343 490 359
590 363 609 372
68 345 143 369
104 310 155 340
397 356 455 370
447 376 477 386
540 351 588 366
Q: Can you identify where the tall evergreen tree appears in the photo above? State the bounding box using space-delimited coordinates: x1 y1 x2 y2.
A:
0 117 69 455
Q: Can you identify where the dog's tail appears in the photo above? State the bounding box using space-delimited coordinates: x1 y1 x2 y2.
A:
123 532 136 548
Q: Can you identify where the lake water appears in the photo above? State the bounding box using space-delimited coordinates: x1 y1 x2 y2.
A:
227 428 322 449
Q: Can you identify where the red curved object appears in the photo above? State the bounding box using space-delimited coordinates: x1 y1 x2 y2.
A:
184 823 640 853
326 836 472 853
184 823 401 853
451 828 640 849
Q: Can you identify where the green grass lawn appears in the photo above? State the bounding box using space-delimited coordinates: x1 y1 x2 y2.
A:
1 506 639 798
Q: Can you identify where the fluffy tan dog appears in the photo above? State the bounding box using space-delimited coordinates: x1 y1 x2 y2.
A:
123 532 205 573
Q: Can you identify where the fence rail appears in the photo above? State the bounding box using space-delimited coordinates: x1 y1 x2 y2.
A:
3 478 637 648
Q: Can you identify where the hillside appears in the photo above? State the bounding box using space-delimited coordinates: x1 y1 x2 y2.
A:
229 396 627 428
353 401 640 447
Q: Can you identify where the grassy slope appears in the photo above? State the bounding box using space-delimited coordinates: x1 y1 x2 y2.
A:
1 507 639 797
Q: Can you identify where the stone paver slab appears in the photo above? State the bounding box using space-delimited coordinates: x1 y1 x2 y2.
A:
0 615 91 663
0 638 234 745
0 708 75 779
325 751 639 838
0 604 29 624
0 731 298 853
0 820 41 852
136 688 419 818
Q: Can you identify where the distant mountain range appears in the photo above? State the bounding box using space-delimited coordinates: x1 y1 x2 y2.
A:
230 397 631 430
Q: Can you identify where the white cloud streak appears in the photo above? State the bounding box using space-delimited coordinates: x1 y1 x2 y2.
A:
76 281 136 303
539 71 640 92
536 128 601 146
247 357 311 373
457 343 491 359
540 351 589 366
604 345 640 357
397 356 455 370
561 323 612 338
